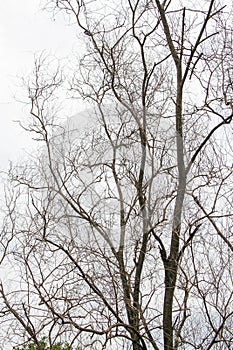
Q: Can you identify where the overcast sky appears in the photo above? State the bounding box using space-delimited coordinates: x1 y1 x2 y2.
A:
0 0 82 170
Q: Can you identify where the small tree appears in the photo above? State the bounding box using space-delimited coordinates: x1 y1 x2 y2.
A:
14 337 78 350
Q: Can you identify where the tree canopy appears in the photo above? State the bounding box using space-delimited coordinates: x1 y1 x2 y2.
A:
0 1 232 350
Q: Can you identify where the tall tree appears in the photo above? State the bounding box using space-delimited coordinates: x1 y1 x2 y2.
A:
0 1 232 349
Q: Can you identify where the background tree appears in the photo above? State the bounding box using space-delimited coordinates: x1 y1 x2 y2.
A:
0 1 232 349
14 337 79 350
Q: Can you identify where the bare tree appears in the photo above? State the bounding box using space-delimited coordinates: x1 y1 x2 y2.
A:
0 1 233 349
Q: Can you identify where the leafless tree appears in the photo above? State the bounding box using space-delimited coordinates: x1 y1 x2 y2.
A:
0 1 233 349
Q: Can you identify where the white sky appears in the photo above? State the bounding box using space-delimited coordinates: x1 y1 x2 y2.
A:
0 0 82 170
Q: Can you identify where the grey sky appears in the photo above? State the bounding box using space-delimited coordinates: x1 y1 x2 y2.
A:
0 0 80 170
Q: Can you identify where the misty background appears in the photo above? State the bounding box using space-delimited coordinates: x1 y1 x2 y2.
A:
0 0 84 171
